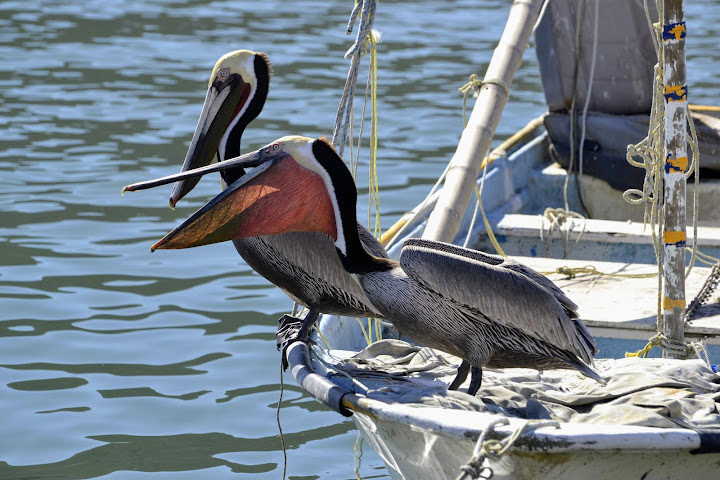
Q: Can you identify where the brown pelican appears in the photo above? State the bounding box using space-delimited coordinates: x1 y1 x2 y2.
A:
137 136 602 395
125 50 388 354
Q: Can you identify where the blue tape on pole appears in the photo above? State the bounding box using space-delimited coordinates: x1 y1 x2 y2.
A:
663 22 686 41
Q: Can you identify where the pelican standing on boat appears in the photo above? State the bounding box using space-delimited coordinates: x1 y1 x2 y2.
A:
140 136 603 395
127 50 388 351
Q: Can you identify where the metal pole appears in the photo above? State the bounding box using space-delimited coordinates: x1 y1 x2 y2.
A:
661 0 687 358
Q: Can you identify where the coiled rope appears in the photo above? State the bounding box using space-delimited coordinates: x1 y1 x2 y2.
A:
624 0 702 361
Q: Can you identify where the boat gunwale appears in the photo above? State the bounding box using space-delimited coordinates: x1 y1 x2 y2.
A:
287 342 716 454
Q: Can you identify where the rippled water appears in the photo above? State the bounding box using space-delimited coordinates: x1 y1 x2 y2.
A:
1 1 719 478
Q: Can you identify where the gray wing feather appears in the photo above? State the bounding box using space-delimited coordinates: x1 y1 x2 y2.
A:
400 239 596 362
357 223 389 259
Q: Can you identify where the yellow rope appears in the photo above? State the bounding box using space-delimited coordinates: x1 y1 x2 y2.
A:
626 334 662 358
459 72 509 256
355 317 372 346
343 13 381 346
368 30 381 239
472 176 507 257
353 432 364 480
459 74 482 128
540 265 658 279
459 74 510 128
622 0 701 359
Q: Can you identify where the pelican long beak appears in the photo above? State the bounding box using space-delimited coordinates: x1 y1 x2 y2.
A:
150 147 336 251
168 75 251 208
122 149 268 193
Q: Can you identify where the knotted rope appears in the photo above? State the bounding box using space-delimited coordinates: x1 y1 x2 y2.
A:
624 0 702 360
455 419 559 480
540 207 586 259
459 74 510 128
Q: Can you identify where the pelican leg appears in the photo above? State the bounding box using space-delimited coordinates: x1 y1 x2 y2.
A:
448 360 470 390
467 366 483 396
277 308 320 370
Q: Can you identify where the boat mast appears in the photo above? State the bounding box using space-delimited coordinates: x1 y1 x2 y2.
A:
662 0 688 359
422 0 542 242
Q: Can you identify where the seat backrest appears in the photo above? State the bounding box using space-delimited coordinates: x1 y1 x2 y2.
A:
534 0 658 115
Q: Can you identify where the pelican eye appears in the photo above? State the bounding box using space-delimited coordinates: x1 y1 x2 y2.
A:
272 143 280 151
218 68 230 80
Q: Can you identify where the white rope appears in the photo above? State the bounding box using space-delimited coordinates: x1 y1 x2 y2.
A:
332 0 377 157
455 419 559 480
577 0 599 216
384 162 451 250
622 0 702 360
542 0 588 258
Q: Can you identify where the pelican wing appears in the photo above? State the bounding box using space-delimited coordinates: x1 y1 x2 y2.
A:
357 222 389 259
399 239 596 362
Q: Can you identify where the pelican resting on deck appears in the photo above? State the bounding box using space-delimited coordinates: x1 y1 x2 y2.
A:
135 136 603 396
123 50 388 356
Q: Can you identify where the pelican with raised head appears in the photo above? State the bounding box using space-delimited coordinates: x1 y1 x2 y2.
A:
136 136 603 395
124 51 388 354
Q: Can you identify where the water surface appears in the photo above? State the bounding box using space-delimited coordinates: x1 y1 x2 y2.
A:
1 1 719 478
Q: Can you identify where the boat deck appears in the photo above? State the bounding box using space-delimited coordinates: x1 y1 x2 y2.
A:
517 255 720 345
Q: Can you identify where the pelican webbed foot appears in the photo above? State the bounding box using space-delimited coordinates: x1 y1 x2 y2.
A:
276 309 320 370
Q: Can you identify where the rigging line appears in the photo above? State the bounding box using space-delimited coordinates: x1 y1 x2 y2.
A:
685 102 700 279
369 31 381 238
332 0 377 157
577 0 599 218
565 0 587 215
353 432 365 480
383 162 451 249
463 157 507 257
277 359 288 480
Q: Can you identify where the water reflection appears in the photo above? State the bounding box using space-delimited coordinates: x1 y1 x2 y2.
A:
2 0 719 478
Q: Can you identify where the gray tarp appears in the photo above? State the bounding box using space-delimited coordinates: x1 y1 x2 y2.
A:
324 339 720 430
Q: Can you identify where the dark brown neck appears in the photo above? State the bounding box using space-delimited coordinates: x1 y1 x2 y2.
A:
221 55 271 185
311 140 395 275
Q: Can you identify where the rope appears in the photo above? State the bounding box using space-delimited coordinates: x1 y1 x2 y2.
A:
457 70 510 255
566 0 590 217
331 1 384 346
693 249 720 266
540 207 586 259
687 338 712 367
576 0 599 218
455 419 559 480
459 74 510 128
626 333 712 367
368 30 381 238
353 432 365 480
541 264 658 279
332 0 378 157
622 0 701 359
626 333 662 359
277 359 288 480
533 0 592 258
384 162 452 249
463 160 507 257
